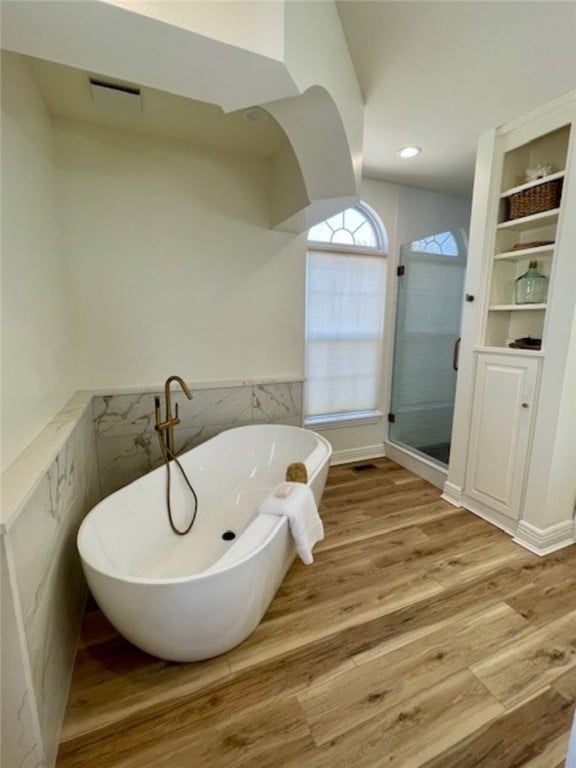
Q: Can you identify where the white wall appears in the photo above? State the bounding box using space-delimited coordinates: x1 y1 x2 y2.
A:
545 309 576 525
1 77 472 464
54 118 404 458
314 179 399 458
54 118 304 389
396 185 472 247
108 1 286 62
0 52 75 471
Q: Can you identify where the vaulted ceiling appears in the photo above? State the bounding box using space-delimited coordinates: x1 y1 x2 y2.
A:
9 2 576 200
337 1 576 196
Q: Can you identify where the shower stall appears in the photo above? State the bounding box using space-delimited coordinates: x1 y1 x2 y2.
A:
388 229 468 473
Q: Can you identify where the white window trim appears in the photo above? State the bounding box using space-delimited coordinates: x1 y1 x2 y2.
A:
305 409 385 430
307 242 388 258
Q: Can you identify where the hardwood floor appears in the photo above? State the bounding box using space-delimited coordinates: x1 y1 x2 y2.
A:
57 458 576 768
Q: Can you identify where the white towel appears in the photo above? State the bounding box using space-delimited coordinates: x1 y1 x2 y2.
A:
258 482 324 565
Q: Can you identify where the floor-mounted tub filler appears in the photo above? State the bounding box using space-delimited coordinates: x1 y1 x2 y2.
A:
77 425 332 661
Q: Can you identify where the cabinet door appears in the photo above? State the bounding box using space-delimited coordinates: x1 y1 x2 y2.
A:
465 353 539 519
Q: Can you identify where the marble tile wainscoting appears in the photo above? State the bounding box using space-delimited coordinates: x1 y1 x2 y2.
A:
0 379 301 767
1 394 101 768
93 381 303 496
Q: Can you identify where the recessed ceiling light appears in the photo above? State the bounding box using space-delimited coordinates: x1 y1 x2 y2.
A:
397 146 422 159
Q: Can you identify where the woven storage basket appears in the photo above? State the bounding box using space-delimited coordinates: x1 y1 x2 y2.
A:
508 179 563 220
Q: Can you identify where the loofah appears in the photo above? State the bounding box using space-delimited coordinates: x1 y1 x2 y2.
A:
285 462 308 484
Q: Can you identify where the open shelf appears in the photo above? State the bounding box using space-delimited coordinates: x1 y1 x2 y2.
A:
474 345 544 357
500 170 565 198
494 244 554 261
500 124 570 192
497 208 560 231
484 122 571 351
489 304 546 311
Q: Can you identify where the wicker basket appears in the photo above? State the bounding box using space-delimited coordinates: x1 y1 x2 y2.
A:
507 179 563 220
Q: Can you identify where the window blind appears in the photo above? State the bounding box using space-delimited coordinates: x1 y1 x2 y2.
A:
305 249 386 419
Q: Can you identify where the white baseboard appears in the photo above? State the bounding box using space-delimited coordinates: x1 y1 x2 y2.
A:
441 481 463 508
330 444 386 466
460 496 518 536
513 520 575 557
384 441 447 490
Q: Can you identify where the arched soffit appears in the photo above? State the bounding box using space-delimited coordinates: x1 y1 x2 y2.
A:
1 0 361 234
266 86 359 232
266 86 356 203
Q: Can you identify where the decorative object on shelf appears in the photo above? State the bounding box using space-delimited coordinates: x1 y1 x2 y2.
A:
525 164 553 182
514 260 548 305
511 240 554 251
509 336 542 350
507 178 563 220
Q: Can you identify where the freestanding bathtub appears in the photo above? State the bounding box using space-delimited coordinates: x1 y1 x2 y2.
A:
77 424 332 661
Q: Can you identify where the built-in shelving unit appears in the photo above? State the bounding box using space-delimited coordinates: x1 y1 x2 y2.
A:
483 122 571 350
449 93 576 551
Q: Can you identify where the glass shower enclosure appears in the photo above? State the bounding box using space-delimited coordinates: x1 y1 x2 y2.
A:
389 230 467 467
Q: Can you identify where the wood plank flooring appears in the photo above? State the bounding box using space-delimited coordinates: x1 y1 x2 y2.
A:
57 458 576 768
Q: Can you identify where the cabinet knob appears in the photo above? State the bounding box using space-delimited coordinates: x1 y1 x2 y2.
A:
521 402 530 409
465 294 475 302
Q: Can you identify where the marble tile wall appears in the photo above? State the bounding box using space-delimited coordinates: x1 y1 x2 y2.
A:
3 403 101 767
1 538 45 768
1 380 301 767
93 382 303 496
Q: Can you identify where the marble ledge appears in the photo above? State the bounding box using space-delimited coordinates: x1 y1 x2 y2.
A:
1 391 93 535
89 375 305 396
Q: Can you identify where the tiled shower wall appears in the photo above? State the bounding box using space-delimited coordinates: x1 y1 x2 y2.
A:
93 382 303 496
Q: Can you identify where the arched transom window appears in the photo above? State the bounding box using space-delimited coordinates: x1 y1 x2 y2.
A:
411 230 459 256
308 204 387 251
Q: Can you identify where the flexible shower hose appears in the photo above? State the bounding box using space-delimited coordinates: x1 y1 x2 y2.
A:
157 433 198 535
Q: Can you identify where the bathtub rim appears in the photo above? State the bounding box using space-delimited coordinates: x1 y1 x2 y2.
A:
78 424 332 586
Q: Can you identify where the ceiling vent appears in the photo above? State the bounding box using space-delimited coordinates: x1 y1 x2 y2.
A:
89 78 142 114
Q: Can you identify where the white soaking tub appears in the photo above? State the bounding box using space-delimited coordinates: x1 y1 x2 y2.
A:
77 424 332 661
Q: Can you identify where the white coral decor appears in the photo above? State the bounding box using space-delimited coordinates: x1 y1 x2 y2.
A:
525 164 552 182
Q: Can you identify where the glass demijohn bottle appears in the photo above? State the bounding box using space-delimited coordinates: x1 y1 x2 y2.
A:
514 260 548 305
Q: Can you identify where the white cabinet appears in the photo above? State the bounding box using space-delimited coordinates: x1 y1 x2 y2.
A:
447 92 576 552
464 353 539 520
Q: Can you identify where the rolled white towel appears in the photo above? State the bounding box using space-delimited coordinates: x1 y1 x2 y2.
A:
258 482 324 565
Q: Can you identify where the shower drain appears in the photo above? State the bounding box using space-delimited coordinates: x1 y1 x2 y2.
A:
222 530 236 541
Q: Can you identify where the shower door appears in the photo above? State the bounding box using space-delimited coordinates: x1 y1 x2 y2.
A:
389 231 467 466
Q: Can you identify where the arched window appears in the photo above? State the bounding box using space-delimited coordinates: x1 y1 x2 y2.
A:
308 203 387 251
305 203 388 424
410 230 459 256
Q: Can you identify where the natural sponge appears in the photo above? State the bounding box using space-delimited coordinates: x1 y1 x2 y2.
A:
285 462 308 484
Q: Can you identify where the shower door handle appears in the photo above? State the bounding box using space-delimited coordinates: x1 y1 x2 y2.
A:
453 337 461 371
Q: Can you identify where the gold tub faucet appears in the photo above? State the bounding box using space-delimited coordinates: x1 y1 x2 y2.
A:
155 375 193 457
